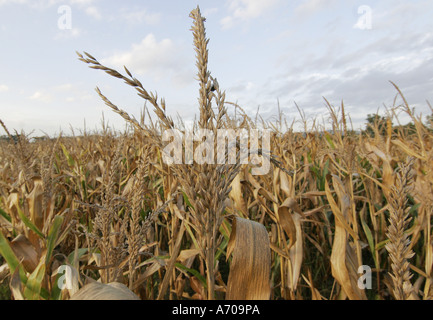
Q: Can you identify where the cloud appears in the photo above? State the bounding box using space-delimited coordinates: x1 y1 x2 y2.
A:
52 83 95 102
369 1 432 30
29 91 53 103
70 0 94 5
54 27 81 39
0 0 27 6
217 1 433 130
0 0 97 10
229 81 255 93
203 7 219 17
54 83 74 91
231 26 433 130
119 8 161 25
293 0 336 20
221 0 280 29
259 53 433 129
85 5 101 20
102 34 193 86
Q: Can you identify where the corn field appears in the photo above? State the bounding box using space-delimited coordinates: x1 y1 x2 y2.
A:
1 6 432 301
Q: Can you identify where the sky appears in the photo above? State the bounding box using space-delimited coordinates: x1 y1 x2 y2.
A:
1 0 433 137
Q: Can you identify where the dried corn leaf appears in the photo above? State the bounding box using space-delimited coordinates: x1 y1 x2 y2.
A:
226 216 271 300
329 176 366 300
423 211 432 298
7 192 20 228
177 249 200 264
0 263 9 282
190 276 205 300
229 172 247 216
247 171 276 203
288 212 303 292
10 234 39 273
331 221 366 299
391 139 426 160
279 170 293 198
365 141 393 162
26 177 45 232
70 281 140 300
132 258 166 291
426 222 432 277
157 219 185 300
324 177 358 240
363 142 394 196
10 266 25 300
277 198 302 249
302 270 324 300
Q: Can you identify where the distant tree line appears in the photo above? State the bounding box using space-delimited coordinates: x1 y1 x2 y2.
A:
1 114 432 143
0 134 21 143
0 134 50 143
363 113 433 137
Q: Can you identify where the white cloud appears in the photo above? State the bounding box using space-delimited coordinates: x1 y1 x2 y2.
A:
0 0 96 10
52 83 95 102
221 0 280 29
54 83 74 91
70 28 81 37
294 0 336 20
0 0 34 6
120 9 161 25
0 85 9 92
229 19 433 130
230 81 255 93
85 5 101 20
258 50 433 130
370 1 431 30
0 0 26 6
203 7 219 17
54 27 81 39
70 0 94 5
29 91 53 103
102 34 192 85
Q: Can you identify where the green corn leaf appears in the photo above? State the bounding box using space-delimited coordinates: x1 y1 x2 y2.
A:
45 215 64 266
50 271 63 300
23 260 46 300
67 248 88 265
60 143 75 167
215 219 231 261
182 191 194 210
0 207 11 223
16 206 44 239
324 132 335 149
175 262 207 289
0 232 28 284
360 215 378 269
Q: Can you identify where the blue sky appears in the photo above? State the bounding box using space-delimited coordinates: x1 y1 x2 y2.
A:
1 0 433 137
